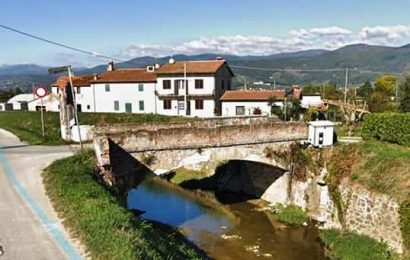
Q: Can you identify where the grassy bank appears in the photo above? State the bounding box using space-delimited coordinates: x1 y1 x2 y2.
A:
329 141 410 202
42 150 202 259
168 167 210 185
270 204 307 225
320 229 393 260
0 111 189 145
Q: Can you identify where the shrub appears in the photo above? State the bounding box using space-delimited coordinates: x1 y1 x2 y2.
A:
320 229 392 260
361 113 410 146
271 204 307 225
399 197 410 251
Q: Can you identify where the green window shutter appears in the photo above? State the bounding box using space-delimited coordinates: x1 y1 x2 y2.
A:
138 84 144 92
139 100 144 111
105 84 110 92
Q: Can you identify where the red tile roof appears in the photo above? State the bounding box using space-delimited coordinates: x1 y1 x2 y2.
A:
220 90 285 101
51 75 93 89
91 69 157 83
155 60 233 75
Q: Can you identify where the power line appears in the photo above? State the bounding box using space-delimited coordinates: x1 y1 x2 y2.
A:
0 24 123 62
0 23 405 76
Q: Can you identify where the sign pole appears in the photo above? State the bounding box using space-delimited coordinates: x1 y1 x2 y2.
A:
40 97 45 137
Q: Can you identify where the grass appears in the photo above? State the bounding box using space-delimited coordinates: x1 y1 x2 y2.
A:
42 150 202 259
346 141 410 203
320 229 394 260
271 204 307 225
168 167 210 185
0 111 191 145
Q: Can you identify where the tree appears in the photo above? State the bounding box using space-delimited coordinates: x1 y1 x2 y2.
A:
289 99 302 121
269 97 284 119
367 91 390 113
357 80 373 98
302 84 320 95
399 76 410 112
374 75 397 96
323 83 343 100
340 100 368 136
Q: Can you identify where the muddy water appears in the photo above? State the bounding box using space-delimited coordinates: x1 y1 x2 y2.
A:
127 179 326 260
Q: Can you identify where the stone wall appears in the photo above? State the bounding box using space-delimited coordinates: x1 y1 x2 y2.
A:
95 122 307 152
340 184 404 253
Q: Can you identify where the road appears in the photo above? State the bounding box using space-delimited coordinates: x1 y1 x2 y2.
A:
0 129 83 259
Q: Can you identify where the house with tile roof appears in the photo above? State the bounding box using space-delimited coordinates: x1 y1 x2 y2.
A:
51 58 234 117
155 58 234 117
220 90 285 116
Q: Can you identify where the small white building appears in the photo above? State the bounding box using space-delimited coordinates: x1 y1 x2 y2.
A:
27 93 60 111
308 120 335 147
6 93 35 110
220 90 284 116
301 94 324 109
155 59 234 117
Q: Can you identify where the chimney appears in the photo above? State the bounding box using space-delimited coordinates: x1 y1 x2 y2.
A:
107 61 114 71
93 73 98 81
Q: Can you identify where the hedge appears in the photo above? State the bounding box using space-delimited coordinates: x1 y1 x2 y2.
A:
361 113 410 146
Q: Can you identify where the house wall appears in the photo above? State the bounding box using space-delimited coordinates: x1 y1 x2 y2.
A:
222 101 271 117
28 94 60 111
87 82 157 114
301 95 323 108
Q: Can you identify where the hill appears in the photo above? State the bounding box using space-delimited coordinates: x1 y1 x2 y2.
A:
1 44 410 91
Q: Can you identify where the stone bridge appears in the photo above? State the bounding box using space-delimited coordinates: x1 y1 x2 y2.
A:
93 118 308 175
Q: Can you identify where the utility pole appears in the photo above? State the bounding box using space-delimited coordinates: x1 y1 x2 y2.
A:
274 78 276 90
344 67 349 103
184 62 187 116
67 66 83 149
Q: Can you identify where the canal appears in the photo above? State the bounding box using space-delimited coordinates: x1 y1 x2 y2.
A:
127 178 326 260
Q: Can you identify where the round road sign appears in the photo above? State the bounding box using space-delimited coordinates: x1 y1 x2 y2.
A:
34 86 48 98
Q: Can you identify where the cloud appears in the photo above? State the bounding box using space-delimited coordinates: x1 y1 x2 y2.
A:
119 27 356 59
359 25 410 44
290 26 352 38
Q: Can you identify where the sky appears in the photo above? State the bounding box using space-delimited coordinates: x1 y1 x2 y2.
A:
1 0 410 66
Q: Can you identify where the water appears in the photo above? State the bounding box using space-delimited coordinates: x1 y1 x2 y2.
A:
127 179 326 260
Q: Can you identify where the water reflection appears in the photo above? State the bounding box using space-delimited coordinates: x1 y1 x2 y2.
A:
127 178 326 260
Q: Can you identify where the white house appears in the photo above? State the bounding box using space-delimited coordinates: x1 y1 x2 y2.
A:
308 120 335 147
220 90 285 116
0 103 5 111
27 93 60 111
301 94 324 109
89 67 157 114
6 93 35 110
154 58 234 117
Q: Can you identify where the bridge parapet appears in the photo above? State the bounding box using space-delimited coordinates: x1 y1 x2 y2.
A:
94 122 307 152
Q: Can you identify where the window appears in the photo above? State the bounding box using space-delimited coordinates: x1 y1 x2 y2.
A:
221 80 225 90
114 101 119 111
236 106 245 116
163 100 171 110
163 80 171 89
195 100 204 110
139 100 145 111
87 105 90 110
195 79 204 89
105 84 110 92
77 87 81 94
138 84 144 92
174 79 181 88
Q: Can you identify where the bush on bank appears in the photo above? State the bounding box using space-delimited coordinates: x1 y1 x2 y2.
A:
361 113 410 146
42 150 202 259
271 204 307 225
320 229 393 260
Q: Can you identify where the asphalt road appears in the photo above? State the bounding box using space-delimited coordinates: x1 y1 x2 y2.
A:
0 129 83 259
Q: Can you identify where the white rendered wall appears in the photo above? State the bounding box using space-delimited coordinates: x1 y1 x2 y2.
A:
221 101 271 117
90 82 157 114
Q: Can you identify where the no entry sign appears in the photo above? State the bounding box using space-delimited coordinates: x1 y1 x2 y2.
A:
34 85 48 98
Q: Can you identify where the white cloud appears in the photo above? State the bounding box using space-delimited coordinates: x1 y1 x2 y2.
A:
359 25 410 44
75 24 410 64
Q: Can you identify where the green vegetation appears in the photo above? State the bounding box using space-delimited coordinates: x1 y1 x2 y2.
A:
0 111 190 145
399 197 410 253
43 150 202 259
271 204 307 225
361 113 410 146
320 229 393 260
399 76 410 113
168 167 209 185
